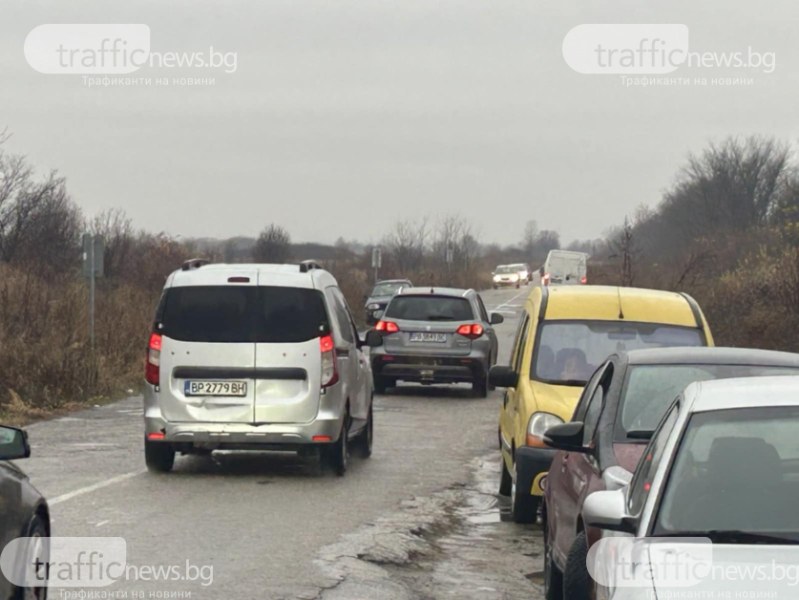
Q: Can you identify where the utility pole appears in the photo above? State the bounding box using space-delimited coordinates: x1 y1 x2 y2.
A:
371 246 382 283
82 234 105 355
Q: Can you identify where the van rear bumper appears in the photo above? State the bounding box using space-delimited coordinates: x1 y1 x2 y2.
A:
145 408 344 446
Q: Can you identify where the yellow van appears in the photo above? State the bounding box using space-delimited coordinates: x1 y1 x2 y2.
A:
489 285 713 523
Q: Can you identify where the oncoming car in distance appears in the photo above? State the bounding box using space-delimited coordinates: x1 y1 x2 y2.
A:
492 265 521 289
143 259 374 475
489 285 713 523
367 287 503 397
363 278 413 325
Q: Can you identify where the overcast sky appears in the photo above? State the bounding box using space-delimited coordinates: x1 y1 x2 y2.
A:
2 0 799 246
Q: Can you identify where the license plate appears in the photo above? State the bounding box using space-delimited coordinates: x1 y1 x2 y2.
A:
409 332 448 343
184 381 247 396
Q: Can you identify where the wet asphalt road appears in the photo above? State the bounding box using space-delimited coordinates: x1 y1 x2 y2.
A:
20 285 544 599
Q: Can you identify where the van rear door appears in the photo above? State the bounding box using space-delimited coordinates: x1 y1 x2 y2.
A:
252 283 329 424
158 273 258 423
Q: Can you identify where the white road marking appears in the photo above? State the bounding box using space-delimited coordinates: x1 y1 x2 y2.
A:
489 291 528 313
96 520 110 527
49 471 145 506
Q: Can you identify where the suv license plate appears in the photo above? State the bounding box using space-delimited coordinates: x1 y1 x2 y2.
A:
409 332 447 343
184 381 247 397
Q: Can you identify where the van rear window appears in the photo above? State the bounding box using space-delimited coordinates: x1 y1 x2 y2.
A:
159 286 329 343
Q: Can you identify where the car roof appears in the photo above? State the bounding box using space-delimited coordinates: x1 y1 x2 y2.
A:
166 263 337 290
543 285 698 327
399 286 471 298
622 347 799 367
685 376 799 413
375 279 411 284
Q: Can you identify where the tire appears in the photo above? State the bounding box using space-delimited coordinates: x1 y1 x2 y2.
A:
499 454 512 496
563 531 593 600
16 514 48 600
511 461 538 524
145 438 175 473
543 506 564 600
373 374 387 395
487 355 496 391
325 418 349 476
472 375 488 398
353 403 373 459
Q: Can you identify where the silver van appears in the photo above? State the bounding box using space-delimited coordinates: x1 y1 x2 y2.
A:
143 259 373 475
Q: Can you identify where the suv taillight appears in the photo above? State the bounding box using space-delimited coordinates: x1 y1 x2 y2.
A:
146 332 162 386
375 320 400 333
320 334 339 388
456 324 484 339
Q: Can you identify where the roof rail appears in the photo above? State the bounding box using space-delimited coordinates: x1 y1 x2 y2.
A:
299 259 323 273
181 258 211 271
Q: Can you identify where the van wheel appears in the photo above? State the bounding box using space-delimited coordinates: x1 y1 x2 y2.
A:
499 455 512 496
325 419 349 476
353 404 373 459
145 439 175 473
563 532 592 600
511 462 538 523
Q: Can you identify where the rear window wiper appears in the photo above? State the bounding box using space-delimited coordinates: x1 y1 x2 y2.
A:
426 315 455 321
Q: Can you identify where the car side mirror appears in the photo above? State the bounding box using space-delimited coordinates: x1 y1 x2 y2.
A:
489 313 504 325
543 422 590 453
583 489 637 534
489 365 518 388
0 425 31 460
365 330 384 348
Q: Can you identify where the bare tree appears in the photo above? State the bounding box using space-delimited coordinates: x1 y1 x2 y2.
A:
253 224 291 263
613 217 637 286
384 218 427 273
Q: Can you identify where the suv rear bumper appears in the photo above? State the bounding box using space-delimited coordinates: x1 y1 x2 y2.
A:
371 352 488 384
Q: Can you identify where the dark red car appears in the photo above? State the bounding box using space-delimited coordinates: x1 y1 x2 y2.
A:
541 347 799 600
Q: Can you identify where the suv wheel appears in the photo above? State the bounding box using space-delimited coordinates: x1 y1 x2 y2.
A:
353 404 373 459
472 376 488 398
145 439 175 473
511 462 538 523
373 374 387 394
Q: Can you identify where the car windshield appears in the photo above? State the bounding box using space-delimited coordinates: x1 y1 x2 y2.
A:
619 364 799 438
160 286 329 343
654 406 799 540
531 321 704 386
384 295 473 321
495 266 516 274
371 282 405 297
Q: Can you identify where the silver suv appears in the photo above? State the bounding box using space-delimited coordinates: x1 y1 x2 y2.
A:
143 259 373 475
366 287 503 397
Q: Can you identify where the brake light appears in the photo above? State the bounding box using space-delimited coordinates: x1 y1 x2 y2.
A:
456 323 484 339
145 333 162 386
320 334 339 388
580 276 588 284
375 320 400 333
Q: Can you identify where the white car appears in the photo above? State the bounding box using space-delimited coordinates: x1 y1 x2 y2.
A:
492 264 520 289
143 259 374 475
582 376 799 599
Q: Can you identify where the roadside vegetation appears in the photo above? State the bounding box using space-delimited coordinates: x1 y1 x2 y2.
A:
1 134 798 419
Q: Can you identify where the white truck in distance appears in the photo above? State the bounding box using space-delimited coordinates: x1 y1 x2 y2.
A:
542 250 588 286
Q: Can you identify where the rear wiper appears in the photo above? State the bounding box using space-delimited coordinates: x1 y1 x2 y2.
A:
626 430 654 440
660 530 799 545
426 315 455 321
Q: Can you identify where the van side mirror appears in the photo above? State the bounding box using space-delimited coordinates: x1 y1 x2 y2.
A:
0 426 31 461
489 366 518 388
365 330 384 347
489 313 504 325
583 489 638 534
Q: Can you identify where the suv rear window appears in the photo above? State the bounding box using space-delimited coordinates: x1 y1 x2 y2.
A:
159 286 329 343
384 295 473 321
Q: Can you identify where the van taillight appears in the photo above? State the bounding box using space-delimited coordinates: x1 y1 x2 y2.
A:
146 333 162 386
320 334 339 388
456 323 484 339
